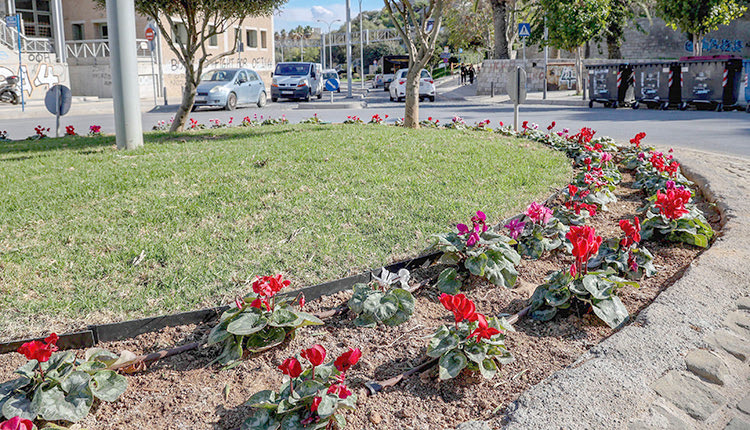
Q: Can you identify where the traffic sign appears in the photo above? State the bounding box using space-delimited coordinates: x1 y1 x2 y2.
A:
145 27 155 41
325 79 339 92
439 52 451 59
45 84 72 116
4 15 18 27
518 23 531 38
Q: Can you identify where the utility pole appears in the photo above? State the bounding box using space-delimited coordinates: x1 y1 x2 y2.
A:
543 17 548 100
346 0 352 98
317 19 340 69
320 33 326 69
106 0 143 150
359 0 364 89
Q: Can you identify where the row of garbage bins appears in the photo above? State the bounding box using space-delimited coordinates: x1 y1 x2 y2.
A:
586 56 749 112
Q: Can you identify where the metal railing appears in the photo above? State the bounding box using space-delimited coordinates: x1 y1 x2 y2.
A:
66 39 152 58
0 18 54 53
276 28 402 49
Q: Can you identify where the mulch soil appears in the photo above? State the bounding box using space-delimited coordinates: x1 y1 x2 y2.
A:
0 169 721 430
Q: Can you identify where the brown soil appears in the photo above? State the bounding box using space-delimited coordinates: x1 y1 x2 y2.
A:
0 171 720 430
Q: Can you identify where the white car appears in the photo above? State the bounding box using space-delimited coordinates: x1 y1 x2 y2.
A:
389 69 436 102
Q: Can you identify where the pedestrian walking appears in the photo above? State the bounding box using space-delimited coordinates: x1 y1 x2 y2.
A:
460 64 466 85
468 65 475 85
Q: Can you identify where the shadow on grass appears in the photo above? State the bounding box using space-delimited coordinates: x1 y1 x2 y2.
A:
0 125 331 159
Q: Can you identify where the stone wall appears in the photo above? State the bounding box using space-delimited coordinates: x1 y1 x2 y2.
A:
476 60 579 95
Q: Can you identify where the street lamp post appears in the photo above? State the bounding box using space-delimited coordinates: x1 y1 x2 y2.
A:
346 0 352 98
317 19 341 70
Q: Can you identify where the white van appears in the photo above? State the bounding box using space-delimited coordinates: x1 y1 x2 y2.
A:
270 62 324 102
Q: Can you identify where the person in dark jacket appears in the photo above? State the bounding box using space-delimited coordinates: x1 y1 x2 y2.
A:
460 63 466 85
468 65 475 85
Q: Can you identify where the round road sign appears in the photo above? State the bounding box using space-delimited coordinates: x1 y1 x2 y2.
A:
145 27 155 41
44 84 72 116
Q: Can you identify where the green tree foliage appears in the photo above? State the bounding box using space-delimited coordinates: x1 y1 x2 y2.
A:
444 0 494 54
655 0 747 55
93 0 287 132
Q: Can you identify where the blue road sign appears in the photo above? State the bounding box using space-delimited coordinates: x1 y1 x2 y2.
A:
518 23 531 38
45 84 72 116
325 79 339 92
5 15 18 27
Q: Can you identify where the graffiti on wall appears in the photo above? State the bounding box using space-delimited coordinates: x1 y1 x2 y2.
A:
685 38 745 53
546 64 578 91
0 62 66 97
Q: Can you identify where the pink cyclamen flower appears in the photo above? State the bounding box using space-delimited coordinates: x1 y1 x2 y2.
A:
525 202 553 225
466 230 480 247
504 219 525 239
457 223 470 235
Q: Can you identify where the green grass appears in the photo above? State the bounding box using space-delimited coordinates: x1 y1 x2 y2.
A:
0 124 571 337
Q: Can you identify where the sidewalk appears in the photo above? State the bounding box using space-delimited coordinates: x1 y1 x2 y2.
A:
461 149 750 430
0 97 161 120
435 74 588 106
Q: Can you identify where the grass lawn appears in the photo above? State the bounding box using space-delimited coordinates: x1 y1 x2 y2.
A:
0 124 571 338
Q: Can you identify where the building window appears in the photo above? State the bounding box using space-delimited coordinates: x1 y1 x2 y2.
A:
246 29 257 49
94 22 108 39
208 25 217 47
16 0 52 37
172 22 187 46
260 30 267 49
71 23 84 40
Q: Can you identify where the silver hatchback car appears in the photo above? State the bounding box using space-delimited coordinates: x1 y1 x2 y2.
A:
194 68 267 111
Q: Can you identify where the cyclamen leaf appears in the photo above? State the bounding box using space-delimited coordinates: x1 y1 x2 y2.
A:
247 390 277 408
464 253 488 277
427 326 460 358
315 394 337 418
207 318 233 346
227 311 266 335
33 385 93 423
544 288 571 307
61 371 91 395
269 308 302 327
463 343 486 364
84 348 120 365
90 370 127 402
591 296 629 329
352 313 377 328
348 284 370 314
436 268 462 294
241 409 280 430
362 291 385 315
374 294 399 321
14 361 38 380
582 275 614 300
479 358 498 380
438 349 467 380
2 393 37 421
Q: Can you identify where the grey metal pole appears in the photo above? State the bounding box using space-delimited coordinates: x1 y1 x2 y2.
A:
106 0 143 150
300 36 303 62
346 0 352 98
155 25 165 104
329 32 333 68
321 33 325 69
50 0 66 63
543 18 548 100
359 0 364 90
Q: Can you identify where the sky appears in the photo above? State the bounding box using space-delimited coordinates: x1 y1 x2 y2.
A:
274 0 384 33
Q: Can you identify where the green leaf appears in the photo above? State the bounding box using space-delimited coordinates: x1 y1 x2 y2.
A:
279 412 306 430
291 380 324 401
426 325 460 358
42 351 76 375
352 313 377 328
544 287 571 307
316 394 337 418
436 267 462 294
362 291 385 315
247 390 277 408
479 358 498 380
84 348 120 366
382 288 415 327
76 360 107 373
464 343 486 364
438 349 467 380
90 370 127 402
2 393 37 421
530 307 557 322
33 385 93 423
14 361 38 380
61 371 91 395
582 275 614 300
348 284 370 314
484 248 519 288
207 318 233 345
374 293 399 321
0 377 32 413
465 253 488 277
227 311 267 335
241 409 280 430
591 296 629 329
217 336 244 366
269 308 303 327
295 312 324 327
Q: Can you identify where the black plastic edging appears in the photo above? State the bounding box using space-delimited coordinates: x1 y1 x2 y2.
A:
0 330 95 354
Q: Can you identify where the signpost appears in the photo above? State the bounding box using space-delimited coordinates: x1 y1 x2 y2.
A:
145 24 158 106
518 22 530 62
44 84 72 137
5 14 25 111
507 66 527 132
325 78 339 103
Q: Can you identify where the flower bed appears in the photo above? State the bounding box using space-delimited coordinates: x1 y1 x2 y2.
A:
0 122 720 430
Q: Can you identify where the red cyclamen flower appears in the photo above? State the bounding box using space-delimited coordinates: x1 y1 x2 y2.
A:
655 189 691 220
334 347 362 373
327 384 352 399
619 216 641 248
278 357 302 378
310 396 322 412
469 314 501 340
301 344 326 367
439 293 479 324
251 274 291 298
0 416 35 430
17 333 59 363
566 225 602 277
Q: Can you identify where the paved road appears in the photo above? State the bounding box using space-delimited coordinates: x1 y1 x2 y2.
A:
2 84 749 157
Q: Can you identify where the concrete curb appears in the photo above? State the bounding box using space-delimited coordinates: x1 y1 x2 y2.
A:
492 149 750 430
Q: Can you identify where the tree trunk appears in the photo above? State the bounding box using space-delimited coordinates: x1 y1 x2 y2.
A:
403 68 421 128
491 0 509 59
575 46 583 94
693 33 702 56
171 75 197 132
606 33 622 59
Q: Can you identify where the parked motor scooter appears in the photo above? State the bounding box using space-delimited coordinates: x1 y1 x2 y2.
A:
0 75 21 105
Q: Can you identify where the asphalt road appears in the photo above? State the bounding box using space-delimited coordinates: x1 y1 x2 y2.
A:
2 85 749 157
